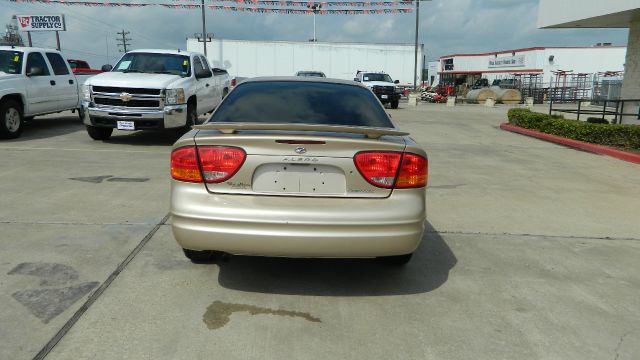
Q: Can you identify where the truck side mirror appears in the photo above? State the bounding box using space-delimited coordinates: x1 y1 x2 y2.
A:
27 67 44 76
394 80 400 84
101 64 113 72
195 68 212 79
353 78 360 82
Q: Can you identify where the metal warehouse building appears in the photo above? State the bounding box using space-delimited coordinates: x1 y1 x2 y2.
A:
187 38 424 86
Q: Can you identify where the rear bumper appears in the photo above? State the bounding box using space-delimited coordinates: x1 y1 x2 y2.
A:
80 100 187 129
170 182 426 258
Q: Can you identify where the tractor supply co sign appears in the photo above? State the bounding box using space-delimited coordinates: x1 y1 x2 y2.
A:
17 15 66 32
488 55 525 68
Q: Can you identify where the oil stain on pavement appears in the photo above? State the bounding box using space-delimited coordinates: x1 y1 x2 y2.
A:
8 262 99 323
203 300 321 330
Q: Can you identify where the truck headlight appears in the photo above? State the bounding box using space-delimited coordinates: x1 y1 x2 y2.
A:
82 84 91 101
165 88 185 105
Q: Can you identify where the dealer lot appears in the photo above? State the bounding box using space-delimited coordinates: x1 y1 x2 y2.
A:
1 105 639 360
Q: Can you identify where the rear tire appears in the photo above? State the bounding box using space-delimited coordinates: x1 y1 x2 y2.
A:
379 253 413 265
86 125 113 140
0 99 24 139
183 248 220 263
390 100 399 109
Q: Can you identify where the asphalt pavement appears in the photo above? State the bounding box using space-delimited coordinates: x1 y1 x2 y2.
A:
1 104 639 360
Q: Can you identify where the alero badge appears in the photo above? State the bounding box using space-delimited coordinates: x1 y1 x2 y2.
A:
119 92 132 102
294 147 307 154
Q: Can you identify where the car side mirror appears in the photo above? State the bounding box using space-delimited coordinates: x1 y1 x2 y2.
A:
195 68 212 79
353 78 360 82
101 64 113 72
27 66 44 76
394 80 400 84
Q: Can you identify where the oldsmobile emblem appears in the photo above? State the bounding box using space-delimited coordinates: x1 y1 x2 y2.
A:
119 92 132 102
294 147 307 154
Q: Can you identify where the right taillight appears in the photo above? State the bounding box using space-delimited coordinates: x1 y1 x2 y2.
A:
231 78 237 87
170 145 246 183
396 153 428 188
354 151 427 189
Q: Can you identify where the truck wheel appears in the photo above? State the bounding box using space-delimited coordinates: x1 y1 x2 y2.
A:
186 104 198 127
391 100 399 109
77 108 85 122
0 99 24 139
86 125 113 140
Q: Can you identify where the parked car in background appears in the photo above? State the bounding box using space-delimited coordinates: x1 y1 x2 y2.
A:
67 59 103 75
296 70 326 78
354 71 402 109
80 49 231 140
170 77 428 265
0 46 92 139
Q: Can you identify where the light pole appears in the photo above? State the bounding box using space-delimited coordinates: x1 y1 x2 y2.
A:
413 0 431 90
307 3 322 42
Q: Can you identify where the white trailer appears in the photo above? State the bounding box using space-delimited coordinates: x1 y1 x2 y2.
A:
186 38 423 86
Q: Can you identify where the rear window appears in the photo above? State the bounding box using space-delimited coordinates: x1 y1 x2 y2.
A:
209 81 393 128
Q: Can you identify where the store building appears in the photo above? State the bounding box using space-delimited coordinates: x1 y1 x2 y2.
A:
538 0 639 124
437 45 626 91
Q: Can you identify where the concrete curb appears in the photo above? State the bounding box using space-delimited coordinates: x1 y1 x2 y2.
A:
500 123 640 164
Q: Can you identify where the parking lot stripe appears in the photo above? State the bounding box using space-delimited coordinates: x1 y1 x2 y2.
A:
31 213 170 360
0 146 161 154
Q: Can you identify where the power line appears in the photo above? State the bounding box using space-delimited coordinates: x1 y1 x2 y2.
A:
116 29 131 52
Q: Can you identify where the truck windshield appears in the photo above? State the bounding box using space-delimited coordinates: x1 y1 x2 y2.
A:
112 53 190 77
362 73 392 82
0 50 23 75
209 81 394 128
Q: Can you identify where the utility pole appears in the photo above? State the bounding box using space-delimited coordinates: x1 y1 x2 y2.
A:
116 29 131 53
413 0 431 90
307 3 322 42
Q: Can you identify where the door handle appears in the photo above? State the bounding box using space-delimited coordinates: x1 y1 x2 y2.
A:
206 83 210 87
69 79 74 85
50 80 56 86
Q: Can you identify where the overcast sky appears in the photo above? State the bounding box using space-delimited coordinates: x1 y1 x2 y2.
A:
1 0 629 67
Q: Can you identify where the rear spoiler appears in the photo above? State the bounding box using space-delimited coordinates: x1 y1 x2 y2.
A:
194 122 409 139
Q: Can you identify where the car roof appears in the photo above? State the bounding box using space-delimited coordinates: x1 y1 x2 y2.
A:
242 76 363 87
127 49 200 56
0 46 59 53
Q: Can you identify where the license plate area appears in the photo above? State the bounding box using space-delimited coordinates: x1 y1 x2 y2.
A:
381 95 388 99
252 163 346 195
116 121 135 130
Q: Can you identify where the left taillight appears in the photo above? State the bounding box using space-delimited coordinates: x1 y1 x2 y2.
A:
171 146 246 183
171 146 202 183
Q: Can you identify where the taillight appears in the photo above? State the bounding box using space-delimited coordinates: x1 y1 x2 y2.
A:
396 153 428 188
171 146 202 183
353 151 427 189
231 78 237 87
171 146 245 183
198 146 246 183
354 152 402 188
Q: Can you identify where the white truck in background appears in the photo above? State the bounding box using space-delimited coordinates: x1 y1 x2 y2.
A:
81 49 231 140
0 46 91 139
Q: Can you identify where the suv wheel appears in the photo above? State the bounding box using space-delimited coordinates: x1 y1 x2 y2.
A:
86 125 113 140
0 99 24 139
390 100 399 109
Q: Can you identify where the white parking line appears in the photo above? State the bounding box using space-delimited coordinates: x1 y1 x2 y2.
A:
0 146 163 154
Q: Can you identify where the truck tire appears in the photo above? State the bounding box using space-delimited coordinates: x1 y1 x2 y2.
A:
390 100 399 109
0 99 24 139
186 103 198 127
86 125 113 140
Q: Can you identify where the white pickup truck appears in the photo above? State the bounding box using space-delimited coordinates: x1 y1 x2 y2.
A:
0 46 90 139
81 49 231 140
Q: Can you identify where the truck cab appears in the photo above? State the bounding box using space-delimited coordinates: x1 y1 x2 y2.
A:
80 49 231 140
353 71 401 109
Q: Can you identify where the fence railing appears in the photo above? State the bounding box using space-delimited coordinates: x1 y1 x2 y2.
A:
549 99 640 124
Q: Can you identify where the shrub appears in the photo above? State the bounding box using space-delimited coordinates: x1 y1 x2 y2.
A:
586 117 610 124
506 108 640 150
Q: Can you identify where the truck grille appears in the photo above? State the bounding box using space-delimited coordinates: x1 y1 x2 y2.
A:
91 86 163 109
372 86 396 94
92 86 161 96
94 98 160 108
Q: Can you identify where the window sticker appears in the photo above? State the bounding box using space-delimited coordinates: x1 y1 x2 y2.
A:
117 60 132 70
13 55 19 62
183 60 189 66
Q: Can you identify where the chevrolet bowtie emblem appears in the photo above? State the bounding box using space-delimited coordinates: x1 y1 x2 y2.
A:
119 92 132 102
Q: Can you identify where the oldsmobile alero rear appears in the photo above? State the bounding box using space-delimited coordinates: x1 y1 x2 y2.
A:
170 77 428 265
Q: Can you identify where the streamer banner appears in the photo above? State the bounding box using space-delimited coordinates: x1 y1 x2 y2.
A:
7 0 413 12
184 0 414 6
